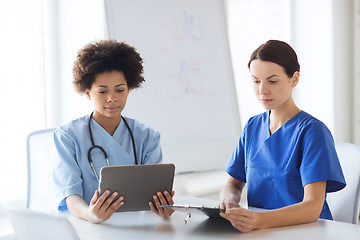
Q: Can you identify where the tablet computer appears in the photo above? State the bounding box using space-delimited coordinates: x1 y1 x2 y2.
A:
161 205 224 218
98 164 175 212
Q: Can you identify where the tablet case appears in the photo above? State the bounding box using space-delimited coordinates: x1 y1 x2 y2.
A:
99 164 175 212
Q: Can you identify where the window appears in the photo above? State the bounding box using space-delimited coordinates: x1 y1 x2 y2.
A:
227 0 335 135
227 0 286 124
0 1 46 203
0 0 106 205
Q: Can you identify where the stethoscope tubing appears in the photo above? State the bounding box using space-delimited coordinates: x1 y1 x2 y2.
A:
87 112 138 181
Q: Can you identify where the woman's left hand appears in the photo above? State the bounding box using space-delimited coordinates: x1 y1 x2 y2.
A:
220 207 263 233
149 190 175 218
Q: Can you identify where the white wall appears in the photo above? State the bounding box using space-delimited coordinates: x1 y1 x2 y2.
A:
44 0 107 128
290 0 334 132
226 0 285 125
354 0 360 145
0 0 107 204
290 0 357 144
0 0 46 202
228 0 339 139
332 0 354 143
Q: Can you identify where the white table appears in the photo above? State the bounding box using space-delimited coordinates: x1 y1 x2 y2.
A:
67 210 360 240
66 196 360 240
1 197 360 240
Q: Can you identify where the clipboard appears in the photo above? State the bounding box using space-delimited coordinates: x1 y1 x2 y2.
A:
161 204 224 218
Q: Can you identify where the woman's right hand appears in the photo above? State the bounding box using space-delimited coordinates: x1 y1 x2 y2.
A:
219 200 240 211
87 190 124 223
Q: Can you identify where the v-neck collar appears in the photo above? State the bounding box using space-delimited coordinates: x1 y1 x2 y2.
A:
265 110 303 138
90 117 125 139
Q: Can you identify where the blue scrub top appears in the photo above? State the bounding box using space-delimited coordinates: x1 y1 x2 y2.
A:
226 111 346 220
53 114 162 211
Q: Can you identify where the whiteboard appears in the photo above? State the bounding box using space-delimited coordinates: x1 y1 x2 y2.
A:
105 0 241 173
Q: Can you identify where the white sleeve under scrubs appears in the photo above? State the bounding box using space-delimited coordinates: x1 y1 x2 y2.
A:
226 110 346 220
53 114 162 211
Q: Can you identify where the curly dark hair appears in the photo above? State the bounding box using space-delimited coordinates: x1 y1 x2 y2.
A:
72 39 145 93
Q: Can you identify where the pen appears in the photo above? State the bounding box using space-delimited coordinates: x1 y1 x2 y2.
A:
184 212 191 224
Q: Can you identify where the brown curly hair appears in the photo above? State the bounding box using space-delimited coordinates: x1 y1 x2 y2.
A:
72 39 145 93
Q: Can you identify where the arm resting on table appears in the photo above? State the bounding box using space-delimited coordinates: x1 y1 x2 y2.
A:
220 180 326 232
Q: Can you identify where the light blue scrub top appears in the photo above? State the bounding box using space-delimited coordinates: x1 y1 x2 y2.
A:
226 111 346 220
53 114 162 211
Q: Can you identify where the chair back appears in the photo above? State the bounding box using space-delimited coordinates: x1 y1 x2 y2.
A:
327 142 360 224
26 128 58 212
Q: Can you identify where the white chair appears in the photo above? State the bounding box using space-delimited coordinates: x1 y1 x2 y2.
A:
327 142 360 224
26 128 59 213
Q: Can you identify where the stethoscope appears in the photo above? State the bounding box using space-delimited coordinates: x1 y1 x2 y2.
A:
88 112 138 181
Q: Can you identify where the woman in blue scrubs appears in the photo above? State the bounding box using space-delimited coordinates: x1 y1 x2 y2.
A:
53 40 174 223
220 40 346 232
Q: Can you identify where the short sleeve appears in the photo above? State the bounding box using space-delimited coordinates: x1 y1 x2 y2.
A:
225 122 248 183
141 128 163 165
300 122 346 192
53 128 84 211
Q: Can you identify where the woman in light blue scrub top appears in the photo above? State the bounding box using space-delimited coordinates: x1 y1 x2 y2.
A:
220 40 346 232
53 40 174 223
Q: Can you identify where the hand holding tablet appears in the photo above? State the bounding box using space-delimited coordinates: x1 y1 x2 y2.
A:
98 164 175 212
